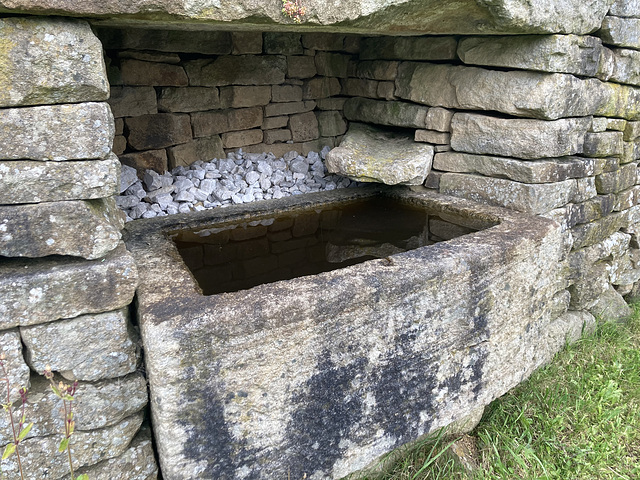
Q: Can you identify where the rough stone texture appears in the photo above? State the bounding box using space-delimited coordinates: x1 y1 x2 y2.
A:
450 113 590 160
434 152 594 184
595 81 640 120
0 412 144 480
126 187 566 480
220 86 272 108
21 308 138 381
0 242 138 328
599 16 640 49
289 111 320 142
439 173 577 214
0 0 613 35
167 136 225 169
396 63 607 121
356 60 399 81
232 31 262 55
192 107 263 136
75 428 158 480
425 107 454 132
264 32 303 55
316 110 347 137
303 76 342 99
415 130 450 144
326 123 434 185
589 285 633 319
0 154 119 204
0 197 124 260
608 48 640 86
272 84 303 103
287 56 317 79
126 113 192 150
221 129 263 148
0 102 114 160
315 52 351 78
596 162 638 193
120 149 168 175
571 212 627 249
0 373 147 443
583 131 624 157
97 27 232 54
0 17 108 107
120 58 188 86
457 35 603 76
609 0 640 18
0 329 30 403
343 97 428 129
264 100 316 117
108 86 157 118
360 36 458 60
185 55 286 86
158 87 219 113
341 77 380 98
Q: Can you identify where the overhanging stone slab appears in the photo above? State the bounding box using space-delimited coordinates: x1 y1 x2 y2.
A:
0 197 124 259
0 17 108 107
0 102 114 160
395 63 606 120
325 122 433 185
125 187 567 480
343 97 428 129
450 113 590 160
439 173 577 214
0 242 138 328
0 154 120 204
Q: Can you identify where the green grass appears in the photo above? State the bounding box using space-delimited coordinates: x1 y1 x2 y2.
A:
370 305 640 480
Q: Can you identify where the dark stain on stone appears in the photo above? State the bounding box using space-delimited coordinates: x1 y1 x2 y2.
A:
283 350 366 479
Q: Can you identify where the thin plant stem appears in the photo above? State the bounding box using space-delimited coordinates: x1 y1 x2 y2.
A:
0 358 24 480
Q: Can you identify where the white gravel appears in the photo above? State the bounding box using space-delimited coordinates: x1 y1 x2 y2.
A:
117 147 358 221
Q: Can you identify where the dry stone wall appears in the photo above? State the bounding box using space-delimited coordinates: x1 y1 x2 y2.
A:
0 16 157 479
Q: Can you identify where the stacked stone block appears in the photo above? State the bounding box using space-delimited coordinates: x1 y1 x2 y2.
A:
0 16 156 479
98 29 353 174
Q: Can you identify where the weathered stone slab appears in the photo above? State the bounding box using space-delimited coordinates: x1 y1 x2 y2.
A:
343 97 428 129
302 33 346 51
0 197 123 259
434 152 594 184
287 56 317 79
118 50 181 64
0 17 108 107
595 162 638 193
0 102 113 160
571 211 627 249
167 135 225 169
264 100 316 117
595 81 640 120
231 31 262 54
120 59 188 86
289 111 319 142
221 129 263 149
97 27 232 54
583 131 624 157
0 154 119 204
450 113 590 160
157 86 219 113
440 173 577 214
191 107 263 137
457 35 603 76
356 60 399 81
340 77 380 98
126 113 192 150
0 242 137 328
396 63 606 120
425 107 454 132
0 329 30 403
315 52 351 77
219 86 271 108
185 55 286 86
263 128 292 144
272 84 303 103
316 111 347 137
599 16 640 49
21 308 138 381
75 428 158 480
120 149 168 175
0 372 147 444
0 0 613 36
608 48 640 86
126 187 567 480
302 76 342 99
264 32 302 55
415 130 450 144
589 285 632 319
0 412 144 480
108 86 157 118
360 36 457 60
326 123 434 185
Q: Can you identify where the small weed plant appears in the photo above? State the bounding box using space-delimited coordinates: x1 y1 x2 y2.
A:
0 358 87 480
282 0 306 23
369 305 640 480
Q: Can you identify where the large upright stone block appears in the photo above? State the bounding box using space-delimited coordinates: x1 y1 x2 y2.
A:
0 102 114 160
0 17 108 107
395 63 607 120
457 34 603 76
450 113 590 160
0 242 138 328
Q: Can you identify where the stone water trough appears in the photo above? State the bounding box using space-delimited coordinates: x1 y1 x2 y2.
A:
125 185 573 479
